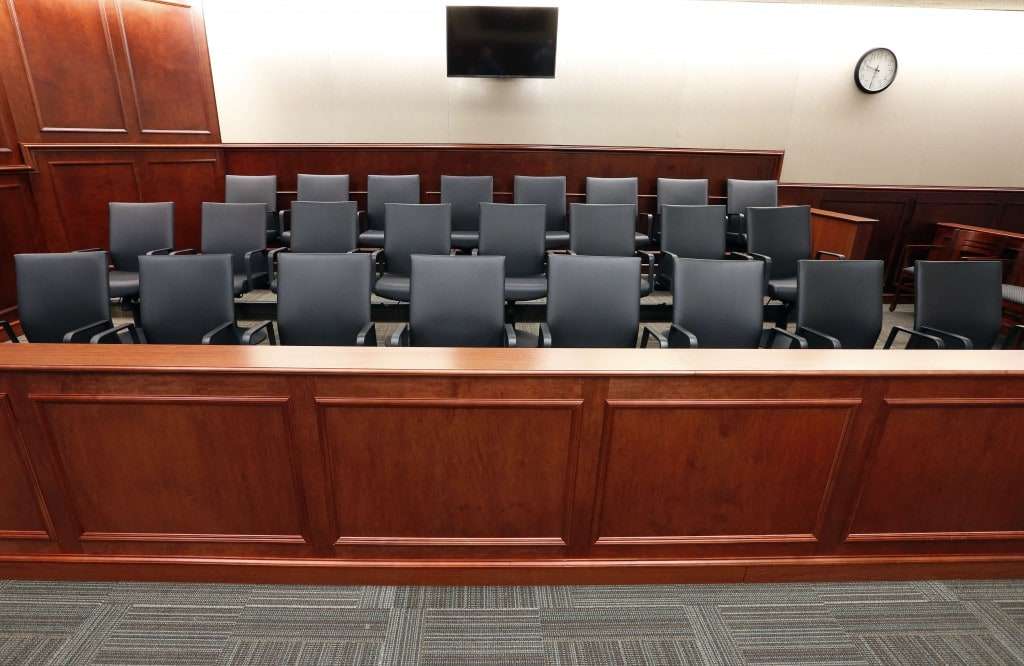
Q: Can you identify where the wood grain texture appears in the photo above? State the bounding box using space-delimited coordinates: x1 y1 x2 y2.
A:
0 393 52 547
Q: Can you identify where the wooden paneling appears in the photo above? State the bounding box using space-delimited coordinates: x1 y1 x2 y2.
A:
0 394 51 546
0 172 40 315
139 150 224 249
810 208 875 260
45 156 141 251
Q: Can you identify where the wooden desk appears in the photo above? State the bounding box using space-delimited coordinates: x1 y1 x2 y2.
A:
2 345 1023 585
811 208 876 260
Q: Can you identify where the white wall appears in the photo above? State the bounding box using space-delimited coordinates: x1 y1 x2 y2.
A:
203 0 1024 187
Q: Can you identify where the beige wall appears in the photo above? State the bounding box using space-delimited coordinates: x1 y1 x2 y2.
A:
203 0 1024 187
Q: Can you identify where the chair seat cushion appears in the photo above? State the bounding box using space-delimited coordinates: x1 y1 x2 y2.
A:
545 231 570 250
373 273 410 301
451 231 480 250
232 274 248 296
108 270 139 298
1004 283 1024 305
635 232 652 249
768 277 797 302
358 229 385 248
505 275 547 302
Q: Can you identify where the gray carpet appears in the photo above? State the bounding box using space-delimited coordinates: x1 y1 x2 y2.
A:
1 579 1022 665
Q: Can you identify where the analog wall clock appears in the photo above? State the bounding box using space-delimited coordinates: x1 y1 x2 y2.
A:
855 47 897 94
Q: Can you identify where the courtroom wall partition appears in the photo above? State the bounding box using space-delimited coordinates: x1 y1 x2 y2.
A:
1 345 1023 585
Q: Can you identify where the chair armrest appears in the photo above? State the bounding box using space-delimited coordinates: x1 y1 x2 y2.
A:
919 325 974 350
639 325 668 348
170 248 197 255
883 325 945 349
636 250 657 287
724 251 752 260
145 247 174 256
241 320 276 345
357 209 367 232
814 250 846 260
244 248 269 291
1003 324 1024 349
0 320 19 343
88 322 143 344
746 251 773 292
764 327 808 349
280 208 290 232
796 325 842 349
62 319 112 343
639 212 653 239
390 323 410 347
897 243 942 269
538 322 553 348
668 323 698 349
268 246 289 282
503 323 517 348
74 247 105 253
355 322 377 346
202 321 239 345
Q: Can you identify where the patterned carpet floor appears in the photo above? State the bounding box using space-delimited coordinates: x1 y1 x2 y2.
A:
0 579 1022 665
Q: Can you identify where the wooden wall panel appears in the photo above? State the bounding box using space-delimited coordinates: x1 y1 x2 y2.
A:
0 394 51 546
44 156 142 251
0 172 41 316
139 150 224 250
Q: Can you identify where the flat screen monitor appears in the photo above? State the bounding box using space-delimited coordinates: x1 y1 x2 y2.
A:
446 6 558 78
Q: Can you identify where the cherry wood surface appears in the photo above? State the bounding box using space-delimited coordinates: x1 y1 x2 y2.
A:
1 345 1023 583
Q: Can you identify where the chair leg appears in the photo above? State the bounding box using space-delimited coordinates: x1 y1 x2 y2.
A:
890 273 905 312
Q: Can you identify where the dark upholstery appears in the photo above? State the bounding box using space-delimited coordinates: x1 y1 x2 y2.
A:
289 201 358 253
546 254 640 348
108 202 174 273
108 271 140 299
296 174 349 202
797 260 883 349
225 174 278 241
660 205 727 260
726 179 778 243
570 203 636 257
514 175 567 249
373 203 451 301
408 255 506 347
363 174 420 246
441 175 492 249
15 252 111 343
656 178 708 212
201 202 268 294
586 176 648 247
672 258 764 348
277 253 372 346
915 260 1003 349
478 203 547 301
746 205 811 302
139 255 235 344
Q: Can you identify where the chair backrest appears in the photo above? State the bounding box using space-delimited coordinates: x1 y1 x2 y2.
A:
297 174 349 202
586 177 639 216
746 205 811 280
657 178 708 213
514 175 566 232
726 179 778 216
139 254 235 344
367 174 420 230
440 175 493 233
201 202 267 274
409 255 505 347
798 260 883 349
225 175 276 211
546 254 639 348
569 203 636 257
915 260 1003 349
277 253 371 346
672 258 764 348
109 202 175 272
383 203 451 276
660 205 726 259
15 252 111 343
478 203 546 277
289 201 359 253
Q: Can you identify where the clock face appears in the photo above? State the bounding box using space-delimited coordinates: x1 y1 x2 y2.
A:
855 48 898 94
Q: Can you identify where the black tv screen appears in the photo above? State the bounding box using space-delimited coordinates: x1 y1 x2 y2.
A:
446 6 558 78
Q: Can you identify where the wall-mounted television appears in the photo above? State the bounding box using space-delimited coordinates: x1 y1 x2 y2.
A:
446 6 558 78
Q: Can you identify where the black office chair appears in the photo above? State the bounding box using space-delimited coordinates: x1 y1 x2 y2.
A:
884 260 1017 349
569 203 656 296
276 253 375 346
477 203 547 303
225 174 280 243
392 255 513 347
726 179 778 248
93 254 273 345
792 260 884 349
360 174 420 248
643 258 803 349
514 175 568 249
655 178 708 241
280 173 350 245
199 202 269 296
269 201 359 290
14 252 137 343
657 204 729 288
441 175 492 250
372 203 451 302
540 254 655 348
585 176 652 249
746 205 844 327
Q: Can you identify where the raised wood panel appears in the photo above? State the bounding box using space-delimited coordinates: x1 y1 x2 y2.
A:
0 174 41 311
47 158 141 250
31 394 311 553
594 400 858 546
848 399 1024 543
116 0 212 135
0 76 18 163
140 151 223 249
0 394 51 543
7 0 128 133
318 398 583 551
